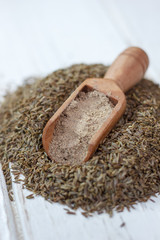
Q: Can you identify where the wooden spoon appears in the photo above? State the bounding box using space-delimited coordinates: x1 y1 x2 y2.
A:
42 47 149 164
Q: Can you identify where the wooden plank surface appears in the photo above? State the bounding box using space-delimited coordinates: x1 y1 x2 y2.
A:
0 166 18 240
0 0 160 240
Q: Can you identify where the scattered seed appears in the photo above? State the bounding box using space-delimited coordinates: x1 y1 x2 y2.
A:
26 194 34 199
120 222 125 227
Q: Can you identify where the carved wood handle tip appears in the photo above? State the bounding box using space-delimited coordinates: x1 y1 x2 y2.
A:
104 47 149 93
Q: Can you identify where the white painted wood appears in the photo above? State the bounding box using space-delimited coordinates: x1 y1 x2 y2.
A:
0 165 18 240
0 0 126 87
0 0 160 240
10 171 160 240
100 0 160 83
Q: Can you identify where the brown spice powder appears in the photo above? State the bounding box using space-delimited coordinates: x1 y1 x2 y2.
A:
49 90 114 165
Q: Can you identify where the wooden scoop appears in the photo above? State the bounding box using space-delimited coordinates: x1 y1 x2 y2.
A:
42 47 149 163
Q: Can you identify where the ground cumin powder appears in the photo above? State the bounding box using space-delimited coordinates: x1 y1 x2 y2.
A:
0 64 160 217
49 90 114 165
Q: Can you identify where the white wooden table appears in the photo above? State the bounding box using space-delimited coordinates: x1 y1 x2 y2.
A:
0 1 160 239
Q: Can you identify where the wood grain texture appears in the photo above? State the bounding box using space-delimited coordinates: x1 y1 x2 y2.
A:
104 47 149 92
0 166 18 240
0 0 160 240
100 0 160 83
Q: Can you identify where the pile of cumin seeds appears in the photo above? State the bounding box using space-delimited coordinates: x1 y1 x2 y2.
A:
0 64 160 216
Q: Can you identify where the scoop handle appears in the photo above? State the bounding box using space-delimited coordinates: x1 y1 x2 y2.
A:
104 47 149 93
